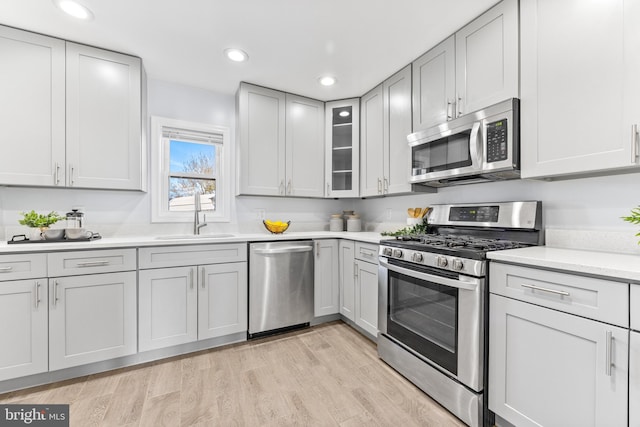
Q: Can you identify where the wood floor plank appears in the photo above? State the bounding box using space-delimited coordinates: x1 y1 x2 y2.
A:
0 321 467 427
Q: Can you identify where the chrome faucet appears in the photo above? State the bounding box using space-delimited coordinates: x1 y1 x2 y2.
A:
193 191 208 235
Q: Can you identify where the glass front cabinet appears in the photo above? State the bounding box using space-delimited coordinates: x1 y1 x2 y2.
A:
325 99 360 197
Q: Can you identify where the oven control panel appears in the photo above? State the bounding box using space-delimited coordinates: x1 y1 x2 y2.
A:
379 245 485 277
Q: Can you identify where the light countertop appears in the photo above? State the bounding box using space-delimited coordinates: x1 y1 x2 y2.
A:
0 231 388 254
488 246 640 283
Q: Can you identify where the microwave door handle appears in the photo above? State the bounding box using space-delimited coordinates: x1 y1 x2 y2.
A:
379 259 480 291
469 121 482 169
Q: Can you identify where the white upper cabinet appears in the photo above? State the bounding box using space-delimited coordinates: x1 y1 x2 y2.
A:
412 0 518 131
360 84 385 197
237 83 286 196
455 0 519 116
0 26 65 187
383 65 413 195
237 83 324 198
66 43 142 190
0 26 144 190
325 99 360 198
521 0 640 179
286 94 325 197
412 36 455 131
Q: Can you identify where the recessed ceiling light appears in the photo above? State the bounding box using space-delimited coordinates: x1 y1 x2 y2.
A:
319 76 336 86
53 0 94 20
339 110 350 117
224 48 248 62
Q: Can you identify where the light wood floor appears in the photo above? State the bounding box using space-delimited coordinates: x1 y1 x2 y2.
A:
0 321 465 426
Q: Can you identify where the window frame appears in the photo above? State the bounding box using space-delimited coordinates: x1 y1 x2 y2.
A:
151 116 231 223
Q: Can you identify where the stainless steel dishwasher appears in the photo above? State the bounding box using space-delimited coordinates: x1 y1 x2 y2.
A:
248 241 314 338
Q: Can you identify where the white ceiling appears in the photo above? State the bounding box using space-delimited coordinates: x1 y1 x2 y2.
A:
0 0 498 101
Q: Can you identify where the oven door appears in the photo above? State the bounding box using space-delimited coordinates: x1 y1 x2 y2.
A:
379 257 484 392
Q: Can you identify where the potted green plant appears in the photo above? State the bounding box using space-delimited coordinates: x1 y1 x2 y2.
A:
622 206 640 244
18 210 65 240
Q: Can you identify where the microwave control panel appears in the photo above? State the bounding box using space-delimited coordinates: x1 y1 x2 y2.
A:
486 119 508 163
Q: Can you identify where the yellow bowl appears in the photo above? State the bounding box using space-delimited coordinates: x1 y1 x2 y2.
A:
263 220 291 234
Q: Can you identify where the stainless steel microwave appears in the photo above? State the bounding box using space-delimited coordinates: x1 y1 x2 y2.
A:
408 98 520 188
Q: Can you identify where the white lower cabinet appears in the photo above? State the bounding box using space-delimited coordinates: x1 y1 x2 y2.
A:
489 293 628 427
354 260 378 337
138 267 198 351
339 240 356 321
314 239 340 316
49 272 137 371
631 331 640 427
0 279 48 381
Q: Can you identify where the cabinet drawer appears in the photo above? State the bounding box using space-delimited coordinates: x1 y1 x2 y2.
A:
355 242 378 263
0 254 47 281
48 249 136 277
490 262 629 327
139 243 247 269
632 285 640 332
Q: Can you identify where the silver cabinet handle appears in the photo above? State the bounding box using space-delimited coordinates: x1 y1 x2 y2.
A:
200 267 205 289
383 177 389 194
632 124 639 164
457 96 463 117
76 260 110 267
354 262 358 279
0 266 13 272
605 331 613 376
327 183 330 196
69 164 75 186
446 99 453 120
55 162 61 185
316 242 320 258
360 250 375 259
35 281 41 309
254 246 313 255
521 283 570 297
287 179 292 195
189 268 194 290
377 178 382 194
279 180 285 195
53 280 59 306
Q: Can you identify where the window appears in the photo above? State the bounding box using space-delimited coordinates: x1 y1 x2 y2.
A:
151 117 230 223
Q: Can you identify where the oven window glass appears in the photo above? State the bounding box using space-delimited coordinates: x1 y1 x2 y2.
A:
411 131 472 176
387 269 458 374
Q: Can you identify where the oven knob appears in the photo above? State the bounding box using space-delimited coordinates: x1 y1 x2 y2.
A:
452 258 464 271
382 247 393 257
393 249 404 258
412 252 424 263
437 256 448 268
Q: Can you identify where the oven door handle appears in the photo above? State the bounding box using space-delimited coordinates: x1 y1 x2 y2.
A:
379 259 480 291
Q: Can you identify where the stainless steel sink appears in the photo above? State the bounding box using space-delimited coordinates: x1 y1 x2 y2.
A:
154 234 235 240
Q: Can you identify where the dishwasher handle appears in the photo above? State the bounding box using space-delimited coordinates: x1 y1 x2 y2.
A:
253 246 314 255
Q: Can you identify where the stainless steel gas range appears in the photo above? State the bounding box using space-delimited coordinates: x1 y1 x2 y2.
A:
377 201 543 427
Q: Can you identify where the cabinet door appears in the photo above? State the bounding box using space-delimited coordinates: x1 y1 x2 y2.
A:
49 272 137 370
489 294 628 427
339 240 356 321
360 85 385 197
314 240 340 316
455 0 518 116
198 262 248 340
139 267 198 351
383 65 412 195
0 279 48 381
355 261 379 337
412 36 455 131
286 94 325 197
237 83 286 196
631 331 640 427
521 0 640 178
0 26 65 187
325 99 360 198
66 42 142 190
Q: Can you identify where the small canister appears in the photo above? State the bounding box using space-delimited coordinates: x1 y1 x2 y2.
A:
346 214 361 232
330 214 343 232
